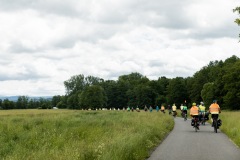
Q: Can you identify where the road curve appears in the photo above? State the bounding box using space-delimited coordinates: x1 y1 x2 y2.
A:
148 117 240 160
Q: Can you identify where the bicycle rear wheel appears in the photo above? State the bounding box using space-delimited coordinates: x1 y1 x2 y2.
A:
214 120 218 133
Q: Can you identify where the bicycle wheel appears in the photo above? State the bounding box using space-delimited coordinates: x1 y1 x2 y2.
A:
194 121 198 132
214 119 218 133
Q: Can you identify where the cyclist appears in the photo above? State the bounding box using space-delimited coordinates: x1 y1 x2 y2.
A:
136 106 140 112
161 105 165 113
199 102 206 123
168 105 172 115
172 103 177 117
180 104 184 117
190 102 199 129
209 100 221 127
149 106 153 112
156 105 160 112
182 104 188 119
144 105 148 112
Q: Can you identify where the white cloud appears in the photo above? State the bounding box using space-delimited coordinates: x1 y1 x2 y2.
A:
0 0 239 96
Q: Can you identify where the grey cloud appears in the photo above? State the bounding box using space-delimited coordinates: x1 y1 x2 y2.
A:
0 65 49 81
190 25 239 39
0 0 193 29
127 0 194 28
54 37 78 49
148 60 166 68
8 41 37 53
0 0 82 17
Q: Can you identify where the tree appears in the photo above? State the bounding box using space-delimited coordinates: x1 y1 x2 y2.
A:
16 96 29 109
28 99 35 109
64 74 85 95
38 98 51 109
67 93 81 109
233 7 240 38
52 95 62 107
79 85 107 109
167 77 188 107
233 7 240 25
201 82 214 109
188 66 211 103
222 60 240 110
56 96 67 109
118 72 149 89
64 74 102 95
0 99 2 109
155 95 167 106
2 99 15 109
126 84 157 108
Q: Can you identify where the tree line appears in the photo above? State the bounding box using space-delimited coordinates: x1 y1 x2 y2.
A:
0 96 52 110
0 55 240 110
55 55 240 110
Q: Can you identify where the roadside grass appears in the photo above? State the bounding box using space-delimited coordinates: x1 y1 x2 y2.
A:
219 111 240 147
0 109 174 160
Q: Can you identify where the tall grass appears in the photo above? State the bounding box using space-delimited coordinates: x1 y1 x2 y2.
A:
219 111 240 147
0 110 173 160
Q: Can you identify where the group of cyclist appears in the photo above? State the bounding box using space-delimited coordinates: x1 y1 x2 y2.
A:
189 100 221 130
161 100 221 131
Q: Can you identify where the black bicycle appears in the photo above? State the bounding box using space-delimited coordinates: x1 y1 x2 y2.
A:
192 116 199 132
200 112 205 125
183 111 187 121
212 116 222 133
184 112 187 121
213 117 218 133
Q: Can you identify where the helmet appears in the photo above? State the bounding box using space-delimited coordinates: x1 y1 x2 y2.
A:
200 101 203 104
192 102 196 106
213 100 217 103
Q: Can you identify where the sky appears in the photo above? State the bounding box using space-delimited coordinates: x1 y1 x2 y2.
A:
0 0 239 96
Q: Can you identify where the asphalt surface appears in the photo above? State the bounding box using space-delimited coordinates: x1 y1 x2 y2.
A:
148 117 240 160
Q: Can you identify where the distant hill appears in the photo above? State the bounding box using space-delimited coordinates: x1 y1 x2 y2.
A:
0 96 52 102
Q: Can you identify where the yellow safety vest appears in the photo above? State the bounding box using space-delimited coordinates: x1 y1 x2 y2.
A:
209 103 220 114
190 106 199 116
199 105 205 112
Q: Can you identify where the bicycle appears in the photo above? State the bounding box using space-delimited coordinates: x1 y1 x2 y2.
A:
192 116 199 132
183 110 187 121
173 111 177 118
184 112 187 121
212 116 222 133
200 112 205 125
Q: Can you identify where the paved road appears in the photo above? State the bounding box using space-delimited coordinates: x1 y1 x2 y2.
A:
148 117 240 160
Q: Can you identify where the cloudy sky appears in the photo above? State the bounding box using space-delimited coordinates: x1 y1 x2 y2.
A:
0 0 239 96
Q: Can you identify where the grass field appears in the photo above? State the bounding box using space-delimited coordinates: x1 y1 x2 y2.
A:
219 111 240 147
0 109 174 160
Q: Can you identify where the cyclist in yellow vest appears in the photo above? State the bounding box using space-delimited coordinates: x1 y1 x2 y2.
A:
209 100 221 126
190 102 200 129
161 105 165 113
190 103 199 116
199 101 205 117
172 103 177 117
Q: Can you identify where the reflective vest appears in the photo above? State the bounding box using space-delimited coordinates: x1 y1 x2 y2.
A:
183 106 187 110
199 105 206 112
161 106 165 110
172 105 177 111
209 103 220 114
180 105 184 110
190 106 199 115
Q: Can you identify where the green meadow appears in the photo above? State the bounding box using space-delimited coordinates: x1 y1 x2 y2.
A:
219 111 240 147
0 110 173 160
